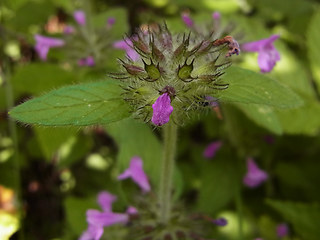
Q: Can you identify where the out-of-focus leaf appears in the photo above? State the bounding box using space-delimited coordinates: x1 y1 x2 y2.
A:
9 1 55 31
10 80 130 126
235 103 282 135
93 8 128 39
197 153 238 214
266 199 320 240
64 196 97 235
11 63 77 96
33 127 77 161
307 9 320 94
106 118 162 186
217 67 303 109
276 98 320 136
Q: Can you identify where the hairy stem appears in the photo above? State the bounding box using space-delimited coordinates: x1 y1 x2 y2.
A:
158 120 178 224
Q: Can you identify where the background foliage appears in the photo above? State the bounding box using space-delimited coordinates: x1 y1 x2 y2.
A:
1 0 320 239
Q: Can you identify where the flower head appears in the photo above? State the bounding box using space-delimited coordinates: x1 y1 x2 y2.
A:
118 156 151 192
276 223 289 238
181 13 194 27
242 34 280 73
34 35 65 61
113 39 140 61
151 93 174 126
203 141 222 159
243 158 268 188
74 10 86 25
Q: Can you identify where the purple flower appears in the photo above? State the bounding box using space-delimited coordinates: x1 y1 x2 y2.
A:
118 156 151 192
74 10 86 25
80 191 127 240
242 34 280 73
212 217 228 226
113 39 140 61
64 25 75 34
79 224 103 240
276 223 289 238
151 93 174 126
34 35 65 61
87 210 129 227
212 12 221 20
78 56 95 67
126 206 138 215
107 17 116 27
97 191 117 212
243 158 268 188
203 141 222 159
181 13 194 27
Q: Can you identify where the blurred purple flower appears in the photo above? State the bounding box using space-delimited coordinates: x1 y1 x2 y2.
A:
118 156 151 192
113 39 140 61
212 217 228 226
87 210 129 227
181 13 194 27
243 158 268 188
74 10 86 25
97 191 117 212
80 191 127 240
242 34 280 73
107 17 116 27
212 11 221 20
277 223 289 238
79 224 103 240
203 141 222 159
34 35 65 61
64 25 75 34
126 206 138 215
78 56 95 67
151 93 173 126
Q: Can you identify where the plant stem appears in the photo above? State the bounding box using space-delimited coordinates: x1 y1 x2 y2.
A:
235 185 244 240
2 63 24 240
158 120 178 224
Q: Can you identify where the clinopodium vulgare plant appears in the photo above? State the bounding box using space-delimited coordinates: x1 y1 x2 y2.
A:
111 24 240 126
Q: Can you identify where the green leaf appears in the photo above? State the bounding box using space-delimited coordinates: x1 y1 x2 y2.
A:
276 98 320 135
106 118 162 186
197 153 238 214
307 9 320 94
266 199 320 240
33 127 77 161
234 103 282 135
10 80 130 126
11 63 78 96
217 67 303 109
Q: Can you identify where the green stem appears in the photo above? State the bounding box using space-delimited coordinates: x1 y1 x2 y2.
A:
235 185 244 240
2 63 23 240
158 120 178 224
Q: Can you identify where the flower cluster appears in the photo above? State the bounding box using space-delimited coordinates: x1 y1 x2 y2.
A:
34 10 116 67
181 12 280 73
111 23 239 126
80 156 228 240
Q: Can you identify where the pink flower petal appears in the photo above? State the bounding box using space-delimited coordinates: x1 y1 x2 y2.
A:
151 93 173 126
97 191 117 212
118 156 151 192
34 35 65 61
74 10 86 25
243 158 268 188
87 210 129 227
113 39 140 61
203 141 222 159
181 13 194 27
